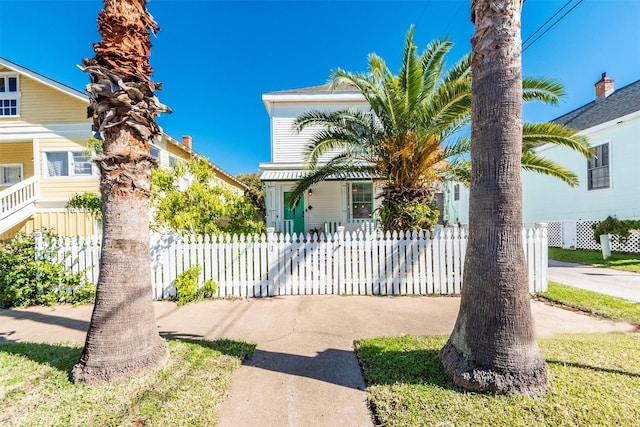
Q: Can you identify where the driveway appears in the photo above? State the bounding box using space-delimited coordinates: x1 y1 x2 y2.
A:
548 260 640 302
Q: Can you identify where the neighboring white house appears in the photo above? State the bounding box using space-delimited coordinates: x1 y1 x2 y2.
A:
259 84 381 235
444 73 640 249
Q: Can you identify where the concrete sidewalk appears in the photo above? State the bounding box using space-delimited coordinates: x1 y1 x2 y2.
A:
0 295 635 426
548 260 640 302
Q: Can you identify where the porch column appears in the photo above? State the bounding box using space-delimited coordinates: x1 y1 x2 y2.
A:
32 138 40 178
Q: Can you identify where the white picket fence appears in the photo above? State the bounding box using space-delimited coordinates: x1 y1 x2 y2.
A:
40 225 549 299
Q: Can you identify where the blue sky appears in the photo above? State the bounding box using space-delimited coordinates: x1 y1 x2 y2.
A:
0 0 638 175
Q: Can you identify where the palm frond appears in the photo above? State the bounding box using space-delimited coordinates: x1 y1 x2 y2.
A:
423 77 472 135
445 159 472 186
296 109 378 168
398 26 424 110
522 122 593 158
521 152 579 187
443 53 472 83
442 135 471 159
522 76 566 105
287 163 377 207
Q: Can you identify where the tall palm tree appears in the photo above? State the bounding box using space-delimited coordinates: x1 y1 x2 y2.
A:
72 0 170 384
290 27 591 231
291 27 469 231
439 0 550 395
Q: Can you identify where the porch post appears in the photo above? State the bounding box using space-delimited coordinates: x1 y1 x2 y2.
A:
32 138 40 179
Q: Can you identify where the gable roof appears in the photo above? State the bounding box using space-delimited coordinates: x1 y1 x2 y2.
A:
553 79 640 131
0 56 87 102
264 83 362 96
0 56 247 190
262 83 366 115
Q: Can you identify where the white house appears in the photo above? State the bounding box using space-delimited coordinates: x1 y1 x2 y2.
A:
444 73 640 250
259 84 381 235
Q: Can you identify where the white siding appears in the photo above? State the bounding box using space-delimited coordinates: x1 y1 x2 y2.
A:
522 116 640 222
271 102 369 163
306 181 346 231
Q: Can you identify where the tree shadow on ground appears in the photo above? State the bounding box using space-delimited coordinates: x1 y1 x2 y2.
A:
546 359 640 378
0 308 89 342
243 348 368 390
0 342 82 373
0 338 256 379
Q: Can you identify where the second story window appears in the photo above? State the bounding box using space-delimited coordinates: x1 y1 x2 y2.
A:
149 145 161 162
453 183 460 201
44 151 96 177
0 74 20 117
587 143 610 190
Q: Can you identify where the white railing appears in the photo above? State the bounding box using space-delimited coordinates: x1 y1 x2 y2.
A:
0 176 40 231
40 225 548 299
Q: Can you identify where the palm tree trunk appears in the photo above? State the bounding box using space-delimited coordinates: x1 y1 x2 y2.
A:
440 0 549 395
72 128 167 384
72 0 169 384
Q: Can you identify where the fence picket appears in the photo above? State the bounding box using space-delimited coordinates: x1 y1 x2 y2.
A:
445 229 454 294
452 228 462 294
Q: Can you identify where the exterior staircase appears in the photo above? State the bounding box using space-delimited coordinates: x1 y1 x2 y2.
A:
0 176 39 235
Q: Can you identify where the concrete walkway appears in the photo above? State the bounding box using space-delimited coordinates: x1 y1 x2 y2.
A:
548 260 640 302
0 295 636 427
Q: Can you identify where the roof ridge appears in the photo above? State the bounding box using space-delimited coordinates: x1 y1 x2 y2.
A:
552 78 640 130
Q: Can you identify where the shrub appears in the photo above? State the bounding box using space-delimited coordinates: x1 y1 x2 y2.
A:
173 264 218 306
592 216 640 244
378 199 440 232
0 232 95 308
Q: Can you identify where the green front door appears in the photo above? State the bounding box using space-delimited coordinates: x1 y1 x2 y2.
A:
283 192 304 234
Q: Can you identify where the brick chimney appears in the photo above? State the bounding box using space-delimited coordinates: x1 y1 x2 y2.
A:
182 135 192 149
595 72 614 101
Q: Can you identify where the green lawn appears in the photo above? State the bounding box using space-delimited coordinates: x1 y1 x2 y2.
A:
355 334 640 426
549 247 640 273
0 339 255 427
538 282 640 323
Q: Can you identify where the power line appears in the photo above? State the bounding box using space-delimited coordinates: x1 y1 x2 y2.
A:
415 0 431 28
523 0 585 53
443 2 465 35
523 0 573 46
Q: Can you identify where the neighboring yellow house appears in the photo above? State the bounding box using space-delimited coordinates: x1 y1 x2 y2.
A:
0 57 245 239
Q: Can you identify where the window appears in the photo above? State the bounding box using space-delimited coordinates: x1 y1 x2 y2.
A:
351 182 373 219
0 164 22 185
72 152 93 175
149 145 161 161
169 155 178 167
44 152 95 177
453 184 460 201
587 143 610 190
0 74 20 117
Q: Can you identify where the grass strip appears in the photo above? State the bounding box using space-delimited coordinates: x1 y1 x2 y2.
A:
0 338 255 427
538 282 640 323
355 333 640 427
549 247 640 273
